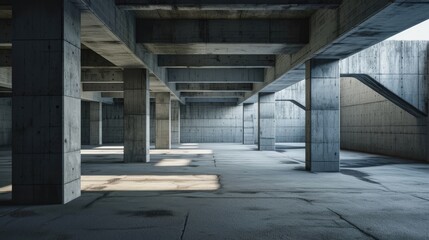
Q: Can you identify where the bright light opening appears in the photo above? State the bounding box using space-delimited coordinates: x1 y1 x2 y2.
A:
388 19 429 40
155 159 191 167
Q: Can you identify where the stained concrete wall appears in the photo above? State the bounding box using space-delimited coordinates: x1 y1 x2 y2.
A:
100 101 156 144
340 40 428 161
275 81 306 142
341 41 428 113
180 103 244 143
81 101 90 145
341 77 427 160
0 98 11 146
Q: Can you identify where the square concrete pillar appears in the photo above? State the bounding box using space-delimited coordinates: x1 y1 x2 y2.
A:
171 100 181 145
155 93 171 149
258 93 276 151
243 103 255 145
89 102 102 145
305 59 340 172
12 0 81 204
124 69 150 162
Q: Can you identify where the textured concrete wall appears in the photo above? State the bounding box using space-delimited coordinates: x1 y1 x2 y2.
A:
102 101 156 144
0 98 11 146
275 81 306 142
341 77 427 160
341 41 428 113
181 103 243 143
81 101 90 145
340 40 429 161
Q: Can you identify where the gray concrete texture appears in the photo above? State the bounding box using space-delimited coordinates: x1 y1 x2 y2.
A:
0 98 11 146
305 59 340 172
258 92 276 151
1 143 429 239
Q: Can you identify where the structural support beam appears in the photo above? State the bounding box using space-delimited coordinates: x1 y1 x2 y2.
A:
171 100 180 145
243 103 255 145
155 92 171 149
158 55 275 68
305 59 340 172
82 83 123 92
0 19 11 47
116 0 342 11
137 19 308 54
176 83 253 92
181 92 245 98
89 102 102 145
12 0 81 204
258 93 276 151
168 69 264 83
124 69 150 162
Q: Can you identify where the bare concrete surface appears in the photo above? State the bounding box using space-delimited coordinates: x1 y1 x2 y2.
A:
0 143 429 239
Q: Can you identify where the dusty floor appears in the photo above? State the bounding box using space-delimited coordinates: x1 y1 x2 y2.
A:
0 143 429 239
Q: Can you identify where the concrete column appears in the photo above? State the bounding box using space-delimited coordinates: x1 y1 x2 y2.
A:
243 103 255 144
258 93 276 150
12 0 81 204
155 93 171 149
124 69 150 162
305 59 340 172
89 102 102 145
171 100 180 145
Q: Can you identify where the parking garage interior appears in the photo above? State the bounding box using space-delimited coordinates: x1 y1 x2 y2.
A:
1 0 429 239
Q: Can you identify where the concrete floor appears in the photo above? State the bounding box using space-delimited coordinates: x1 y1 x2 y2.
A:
0 143 429 239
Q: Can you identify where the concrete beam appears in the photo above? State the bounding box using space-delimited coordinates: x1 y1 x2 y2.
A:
82 83 123 92
176 83 253 92
137 19 308 44
0 19 11 47
158 55 275 68
180 92 245 98
1 49 118 69
185 98 238 103
240 0 429 103
82 69 124 83
74 0 182 103
116 0 342 10
168 69 264 83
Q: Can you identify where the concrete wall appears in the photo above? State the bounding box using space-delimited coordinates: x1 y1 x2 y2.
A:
100 101 156 144
275 81 306 142
340 40 428 161
81 101 90 145
0 98 11 146
341 41 428 113
341 77 427 160
180 103 244 143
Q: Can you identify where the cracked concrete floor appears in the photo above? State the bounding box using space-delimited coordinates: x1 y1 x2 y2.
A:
1 143 429 239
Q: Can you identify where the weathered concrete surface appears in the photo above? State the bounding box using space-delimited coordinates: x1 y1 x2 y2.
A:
155 92 171 149
276 81 306 143
123 69 150 162
168 68 264 83
241 0 429 104
258 92 276 151
181 103 243 143
340 40 428 115
243 103 255 145
0 97 11 146
12 0 81 204
137 19 308 54
171 100 180 145
1 143 429 239
158 55 275 68
89 102 103 145
305 59 340 172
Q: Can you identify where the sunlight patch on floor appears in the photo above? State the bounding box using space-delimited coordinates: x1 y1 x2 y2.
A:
81 174 220 191
155 159 192 167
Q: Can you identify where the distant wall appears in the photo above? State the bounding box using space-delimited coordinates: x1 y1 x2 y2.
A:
0 98 11 146
180 102 244 143
340 40 429 161
275 81 306 142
